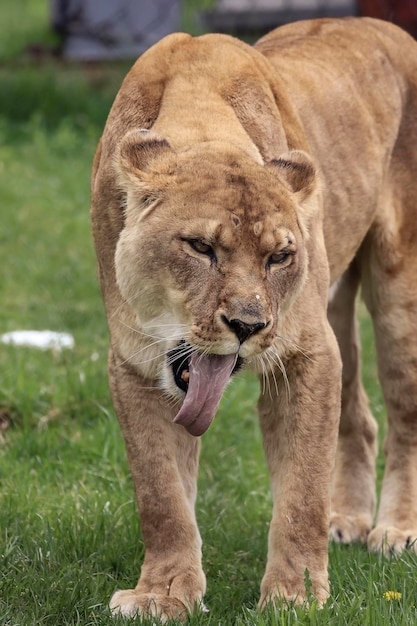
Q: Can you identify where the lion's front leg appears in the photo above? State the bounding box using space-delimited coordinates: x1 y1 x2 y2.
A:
258 327 341 608
108 352 206 623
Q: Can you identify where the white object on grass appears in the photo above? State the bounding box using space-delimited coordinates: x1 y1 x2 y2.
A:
1 330 75 351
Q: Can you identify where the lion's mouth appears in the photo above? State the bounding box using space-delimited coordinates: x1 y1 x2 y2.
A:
168 341 242 437
169 341 192 393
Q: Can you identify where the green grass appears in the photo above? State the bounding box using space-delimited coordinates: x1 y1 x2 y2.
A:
0 2 416 625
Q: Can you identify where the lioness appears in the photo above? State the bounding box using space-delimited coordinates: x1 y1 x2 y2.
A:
91 17 417 621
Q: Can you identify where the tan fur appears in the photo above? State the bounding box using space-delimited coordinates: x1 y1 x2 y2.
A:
91 18 417 620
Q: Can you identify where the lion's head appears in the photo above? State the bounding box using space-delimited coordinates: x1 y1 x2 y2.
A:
114 130 318 435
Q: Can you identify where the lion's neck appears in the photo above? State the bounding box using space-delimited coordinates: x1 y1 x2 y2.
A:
152 77 263 163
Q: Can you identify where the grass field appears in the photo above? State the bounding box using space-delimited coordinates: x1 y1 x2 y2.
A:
0 2 416 625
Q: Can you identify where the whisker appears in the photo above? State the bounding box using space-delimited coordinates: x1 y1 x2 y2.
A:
135 385 163 391
166 344 196 367
162 388 182 410
127 336 193 367
119 338 171 366
120 334 186 367
119 319 188 342
115 320 192 368
265 347 290 401
195 345 211 367
144 322 189 330
263 350 280 399
107 291 142 323
275 334 313 362
256 353 272 400
120 351 162 367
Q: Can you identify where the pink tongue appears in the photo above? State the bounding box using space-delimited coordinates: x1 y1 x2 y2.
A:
173 352 237 437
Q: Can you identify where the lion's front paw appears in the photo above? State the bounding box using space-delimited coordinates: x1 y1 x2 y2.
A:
329 513 372 544
259 572 329 609
367 525 417 556
110 590 188 623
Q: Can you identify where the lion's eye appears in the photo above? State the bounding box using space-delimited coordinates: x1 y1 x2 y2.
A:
187 239 215 258
268 251 292 266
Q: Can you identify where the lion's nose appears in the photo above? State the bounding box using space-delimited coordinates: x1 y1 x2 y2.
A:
221 315 267 343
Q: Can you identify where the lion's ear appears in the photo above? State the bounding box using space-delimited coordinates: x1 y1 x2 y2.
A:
116 130 175 204
268 150 317 201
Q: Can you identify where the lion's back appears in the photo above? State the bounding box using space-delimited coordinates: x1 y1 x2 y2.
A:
256 17 417 279
256 17 417 74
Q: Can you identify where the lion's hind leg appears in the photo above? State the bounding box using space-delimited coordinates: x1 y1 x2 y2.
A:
328 265 378 545
361 175 417 556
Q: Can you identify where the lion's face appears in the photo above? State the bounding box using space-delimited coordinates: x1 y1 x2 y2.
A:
114 132 317 435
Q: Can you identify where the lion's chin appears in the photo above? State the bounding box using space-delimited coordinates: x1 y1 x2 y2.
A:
167 342 242 437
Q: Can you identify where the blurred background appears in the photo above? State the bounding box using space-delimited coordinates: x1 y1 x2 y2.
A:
49 0 417 59
43 0 417 60
50 0 417 60
2 0 416 63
